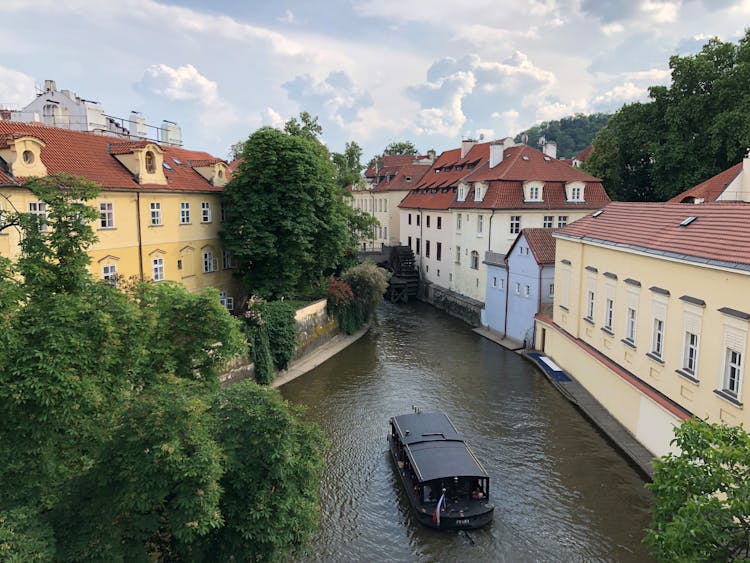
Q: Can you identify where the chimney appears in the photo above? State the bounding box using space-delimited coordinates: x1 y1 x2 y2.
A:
489 141 505 168
129 111 148 139
44 79 57 92
543 140 557 159
461 138 477 158
0 109 10 121
426 149 436 164
742 148 750 201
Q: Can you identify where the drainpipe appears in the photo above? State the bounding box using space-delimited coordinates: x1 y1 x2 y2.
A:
503 257 510 338
487 210 495 251
136 191 144 281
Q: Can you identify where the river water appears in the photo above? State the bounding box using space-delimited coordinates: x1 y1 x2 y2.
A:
281 301 653 562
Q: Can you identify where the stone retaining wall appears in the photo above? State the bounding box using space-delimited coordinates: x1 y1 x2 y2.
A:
420 282 483 326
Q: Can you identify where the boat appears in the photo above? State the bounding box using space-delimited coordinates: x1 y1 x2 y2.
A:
388 410 494 529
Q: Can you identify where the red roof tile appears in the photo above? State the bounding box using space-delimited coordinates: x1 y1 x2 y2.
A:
465 145 600 183
0 122 223 193
371 163 431 192
108 140 154 155
557 201 750 268
667 163 742 203
520 228 557 264
399 186 456 210
575 145 593 162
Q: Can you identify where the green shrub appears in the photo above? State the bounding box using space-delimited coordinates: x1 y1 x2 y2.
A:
251 326 274 385
327 263 389 334
260 301 297 371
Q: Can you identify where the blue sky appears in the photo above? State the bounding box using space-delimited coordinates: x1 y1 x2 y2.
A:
1 0 747 161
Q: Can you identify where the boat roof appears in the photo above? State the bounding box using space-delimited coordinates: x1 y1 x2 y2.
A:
391 412 489 482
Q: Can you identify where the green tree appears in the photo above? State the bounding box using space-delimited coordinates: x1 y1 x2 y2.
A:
514 113 611 158
221 126 350 298
284 111 323 140
645 418 750 561
384 140 419 156
587 30 750 201
332 141 364 188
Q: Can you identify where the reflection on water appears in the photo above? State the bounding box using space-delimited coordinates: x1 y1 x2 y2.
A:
281 301 653 562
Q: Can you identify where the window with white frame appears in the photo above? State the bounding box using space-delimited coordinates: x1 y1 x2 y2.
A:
222 249 233 269
529 185 540 200
723 348 743 398
470 250 479 269
681 305 703 376
201 201 211 223
180 202 190 224
474 184 484 201
477 215 484 234
524 285 530 297
218 291 234 312
586 290 595 320
543 215 553 228
150 202 162 226
558 216 568 227
220 200 227 222
683 332 699 374
720 316 747 399
605 297 614 330
384 199 388 211
29 201 48 232
203 250 216 273
514 282 521 295
652 318 665 358
510 215 521 234
626 307 637 342
458 185 466 201
152 257 165 282
571 186 581 201
99 202 114 228
102 264 117 284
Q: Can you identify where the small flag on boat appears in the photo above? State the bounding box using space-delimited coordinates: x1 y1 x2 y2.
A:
433 493 446 526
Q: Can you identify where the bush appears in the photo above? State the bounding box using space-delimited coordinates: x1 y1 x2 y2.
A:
261 301 297 371
327 263 389 334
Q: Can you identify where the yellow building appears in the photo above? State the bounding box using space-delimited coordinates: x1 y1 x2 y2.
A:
0 121 239 310
536 194 750 457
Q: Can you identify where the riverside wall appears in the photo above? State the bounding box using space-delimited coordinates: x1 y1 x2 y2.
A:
419 282 483 327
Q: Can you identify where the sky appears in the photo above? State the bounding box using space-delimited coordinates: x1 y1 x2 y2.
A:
1 0 748 161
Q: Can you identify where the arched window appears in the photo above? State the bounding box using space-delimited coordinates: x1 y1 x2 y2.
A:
470 250 479 270
145 151 156 173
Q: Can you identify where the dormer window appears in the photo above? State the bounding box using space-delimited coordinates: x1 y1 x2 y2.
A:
565 181 585 202
474 183 486 202
523 180 544 202
145 151 156 173
457 184 467 202
22 150 34 165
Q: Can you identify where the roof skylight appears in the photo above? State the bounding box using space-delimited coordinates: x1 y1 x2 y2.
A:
162 161 174 171
593 210 604 218
679 216 697 227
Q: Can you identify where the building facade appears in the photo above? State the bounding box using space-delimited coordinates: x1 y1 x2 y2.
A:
0 121 238 309
536 198 750 456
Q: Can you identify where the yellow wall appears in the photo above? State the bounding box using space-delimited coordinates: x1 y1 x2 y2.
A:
542 236 750 455
0 186 239 307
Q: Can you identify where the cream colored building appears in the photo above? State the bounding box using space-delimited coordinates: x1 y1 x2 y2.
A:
0 121 238 310
536 198 750 457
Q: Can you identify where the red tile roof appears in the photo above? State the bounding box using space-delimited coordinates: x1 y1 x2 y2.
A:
520 228 557 264
465 145 599 183
108 140 154 155
575 145 593 162
556 201 750 268
371 163 431 192
667 162 742 203
0 121 224 193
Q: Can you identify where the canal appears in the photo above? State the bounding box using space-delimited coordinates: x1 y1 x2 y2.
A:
281 301 653 562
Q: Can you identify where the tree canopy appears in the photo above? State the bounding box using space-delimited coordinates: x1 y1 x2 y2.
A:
384 140 419 156
0 175 326 561
586 30 750 201
222 124 354 298
332 141 364 188
645 418 750 561
513 113 611 159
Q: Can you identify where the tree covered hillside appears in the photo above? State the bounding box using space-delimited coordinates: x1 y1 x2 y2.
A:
514 113 611 158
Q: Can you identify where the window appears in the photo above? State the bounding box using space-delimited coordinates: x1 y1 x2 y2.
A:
457 213 462 230
470 250 479 270
23 150 34 165
145 151 156 173
492 276 497 288
180 202 190 224
102 264 117 285
529 186 540 200
150 202 162 226
571 186 581 201
222 249 233 269
218 291 235 312
408 213 412 225
548 283 554 297
723 349 743 397
29 201 48 232
416 215 420 226
510 215 520 234
436 242 442 261
543 215 553 228
203 251 216 273
499 279 505 290
99 202 114 228
626 307 637 342
408 236 412 248
425 240 431 258
474 185 484 201
426 215 431 228
683 332 699 374
437 217 442 230
524 285 530 297
558 216 568 227
458 185 466 201
652 318 665 357
515 282 521 295
383 226 388 240
416 238 420 255
384 199 388 212
201 201 211 223
586 290 595 320
152 257 164 282
602 298 613 330
220 200 227 222
455 246 461 264
477 215 484 234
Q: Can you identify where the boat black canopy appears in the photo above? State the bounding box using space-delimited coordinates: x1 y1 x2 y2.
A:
391 412 489 483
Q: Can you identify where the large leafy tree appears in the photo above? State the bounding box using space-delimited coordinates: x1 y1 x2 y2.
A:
586 30 750 201
645 418 750 561
384 140 419 156
0 175 326 561
513 113 611 158
222 125 351 298
332 141 364 188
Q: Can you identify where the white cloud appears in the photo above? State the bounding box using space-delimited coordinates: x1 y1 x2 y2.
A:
622 68 671 82
594 82 649 105
601 22 625 35
138 64 220 104
412 71 476 136
640 0 681 24
0 66 36 107
283 71 373 128
277 9 296 24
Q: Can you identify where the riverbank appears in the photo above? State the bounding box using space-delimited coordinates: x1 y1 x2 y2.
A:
474 322 655 479
272 324 370 388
